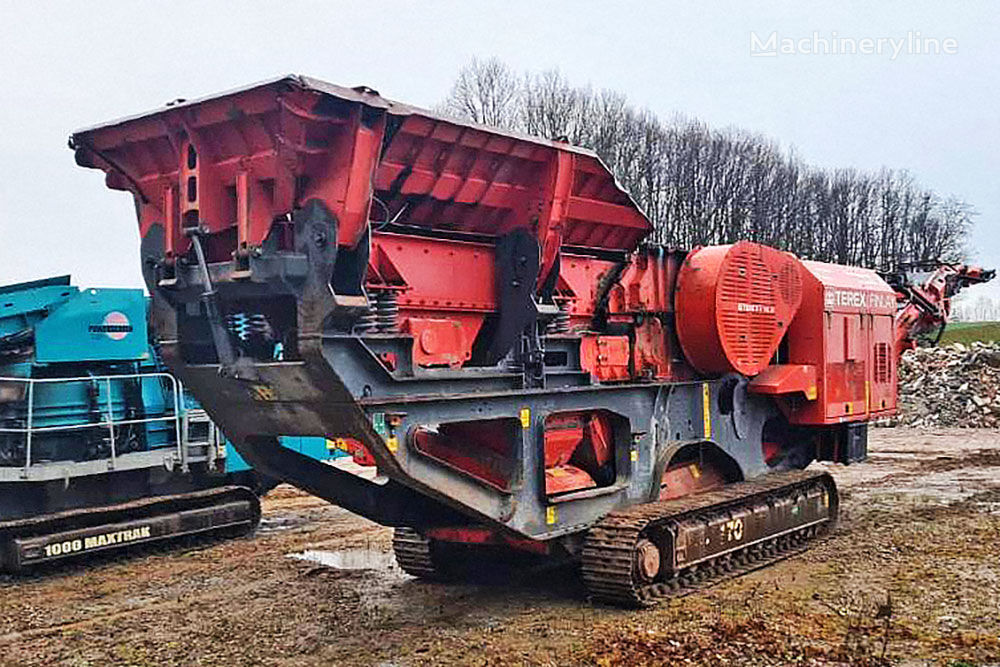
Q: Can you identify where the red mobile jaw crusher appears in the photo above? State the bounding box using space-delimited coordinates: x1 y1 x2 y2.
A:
70 75 986 605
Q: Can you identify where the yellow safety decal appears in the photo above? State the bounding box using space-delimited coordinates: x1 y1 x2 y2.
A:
249 384 275 401
702 382 711 439
844 402 852 415
865 380 871 412
805 385 818 401
546 506 557 525
328 438 352 452
520 408 531 429
386 436 399 453
630 449 639 463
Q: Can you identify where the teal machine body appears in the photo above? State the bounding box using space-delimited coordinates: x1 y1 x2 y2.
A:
0 277 341 570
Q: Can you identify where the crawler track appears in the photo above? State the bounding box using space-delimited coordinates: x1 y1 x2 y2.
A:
392 527 440 579
0 486 260 572
581 470 838 607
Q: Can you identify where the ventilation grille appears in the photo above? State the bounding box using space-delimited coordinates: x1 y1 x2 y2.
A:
874 342 891 383
717 248 775 367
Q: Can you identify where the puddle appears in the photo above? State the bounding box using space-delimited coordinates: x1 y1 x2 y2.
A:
287 549 399 571
259 516 304 533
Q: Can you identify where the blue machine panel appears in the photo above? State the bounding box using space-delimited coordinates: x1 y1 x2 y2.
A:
224 437 346 474
35 289 149 363
0 276 76 339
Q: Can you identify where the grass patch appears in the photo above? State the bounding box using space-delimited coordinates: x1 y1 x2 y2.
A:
940 321 1000 345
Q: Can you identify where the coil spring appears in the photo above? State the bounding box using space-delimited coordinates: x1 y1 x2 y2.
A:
225 312 247 339
356 290 399 334
226 312 270 341
376 290 399 333
546 301 571 334
356 300 379 334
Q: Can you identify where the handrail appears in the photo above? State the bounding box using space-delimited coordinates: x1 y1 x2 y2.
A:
25 381 34 477
106 377 116 468
0 415 184 434
0 372 187 477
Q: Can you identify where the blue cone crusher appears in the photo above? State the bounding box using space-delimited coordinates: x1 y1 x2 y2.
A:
0 275 342 571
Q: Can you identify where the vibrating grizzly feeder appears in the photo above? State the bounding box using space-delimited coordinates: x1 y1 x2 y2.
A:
72 75 907 605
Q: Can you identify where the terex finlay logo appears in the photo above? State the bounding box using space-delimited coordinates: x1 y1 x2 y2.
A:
88 311 133 340
824 290 895 311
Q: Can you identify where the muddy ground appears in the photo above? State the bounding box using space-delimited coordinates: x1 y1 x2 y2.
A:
1 427 999 666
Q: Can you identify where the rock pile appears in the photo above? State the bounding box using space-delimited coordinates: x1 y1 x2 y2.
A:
891 342 1000 427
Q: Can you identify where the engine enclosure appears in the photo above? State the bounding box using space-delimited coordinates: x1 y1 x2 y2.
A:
775 260 897 424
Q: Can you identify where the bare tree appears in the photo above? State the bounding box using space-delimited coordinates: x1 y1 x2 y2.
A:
439 57 521 129
438 58 975 272
522 69 590 142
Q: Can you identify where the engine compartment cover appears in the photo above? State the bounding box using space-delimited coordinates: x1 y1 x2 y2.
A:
675 241 803 376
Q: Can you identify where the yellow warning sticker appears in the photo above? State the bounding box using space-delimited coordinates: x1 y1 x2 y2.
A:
702 382 712 439
806 385 818 401
249 384 275 401
520 408 531 429
386 436 398 453
630 449 638 462
546 506 557 525
328 438 354 452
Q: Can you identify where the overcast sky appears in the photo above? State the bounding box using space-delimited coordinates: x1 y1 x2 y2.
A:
1 1 996 299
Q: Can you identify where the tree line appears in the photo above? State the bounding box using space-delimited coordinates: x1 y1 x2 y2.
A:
439 58 973 271
952 296 1000 322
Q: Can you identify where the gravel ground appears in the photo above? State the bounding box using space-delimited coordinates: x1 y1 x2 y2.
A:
1 427 999 666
